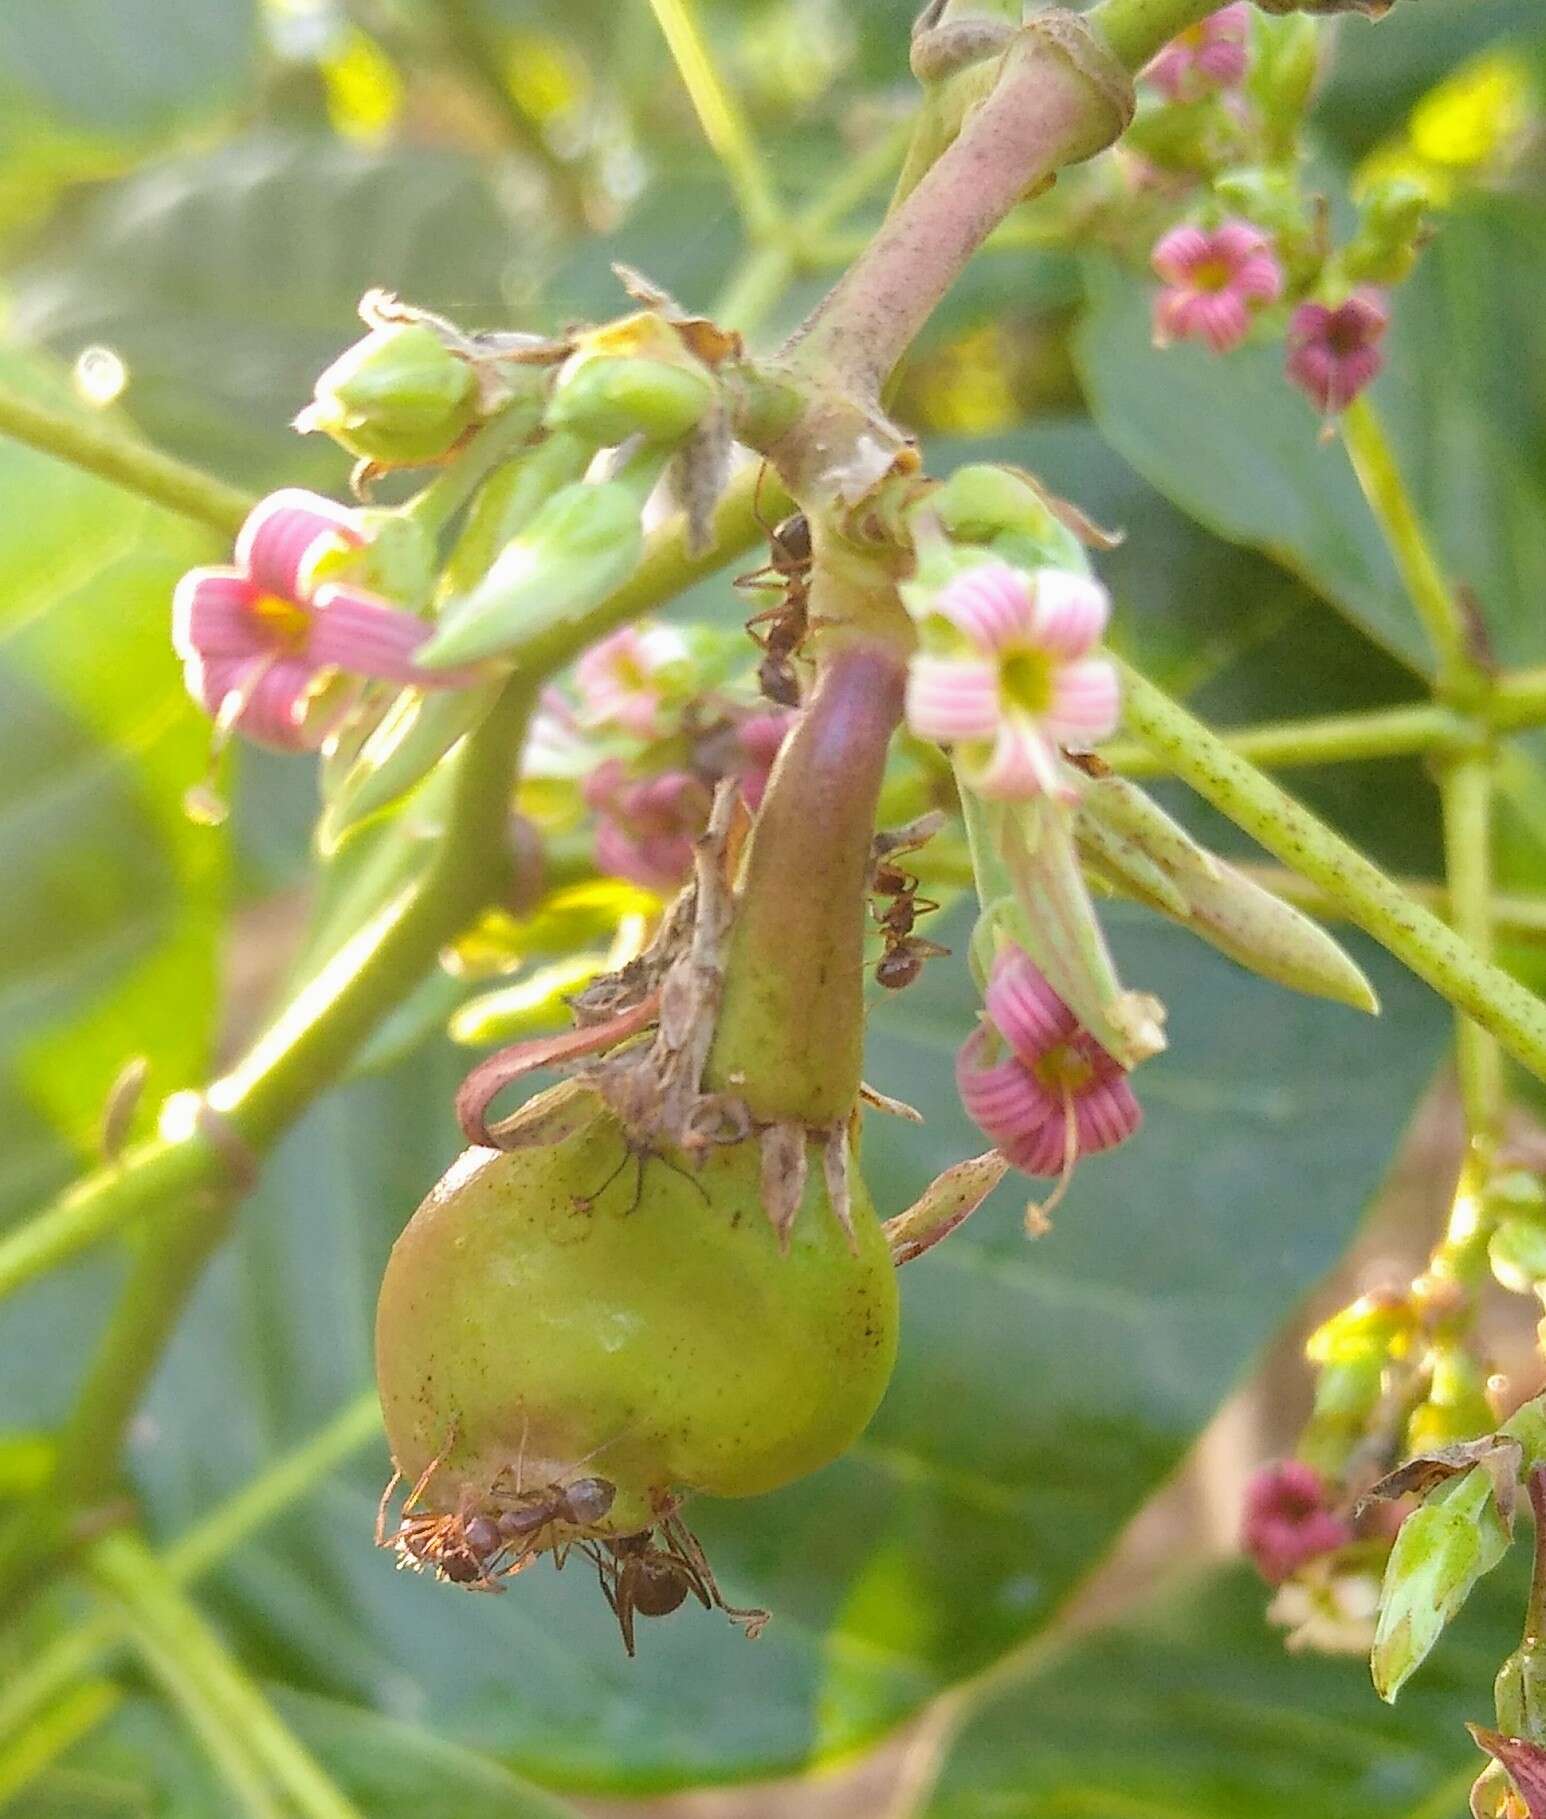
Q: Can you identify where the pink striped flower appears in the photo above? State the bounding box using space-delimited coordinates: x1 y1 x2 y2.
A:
574 624 688 739
905 563 1119 801
1242 1461 1354 1585
1143 6 1250 102
1151 219 1284 353
172 489 458 752
955 946 1142 1177
1285 288 1389 415
584 761 710 893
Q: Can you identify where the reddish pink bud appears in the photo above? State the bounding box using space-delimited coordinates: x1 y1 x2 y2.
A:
735 709 796 811
1242 1459 1353 1584
1151 219 1284 354
1143 6 1250 102
585 762 710 892
1285 289 1390 415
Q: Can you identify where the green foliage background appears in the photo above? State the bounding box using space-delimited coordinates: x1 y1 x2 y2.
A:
0 2 1543 1813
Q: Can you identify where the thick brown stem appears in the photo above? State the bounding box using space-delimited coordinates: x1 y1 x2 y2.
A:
706 642 906 1125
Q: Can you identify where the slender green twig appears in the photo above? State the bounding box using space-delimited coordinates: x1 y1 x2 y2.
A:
1118 661 1546 1086
647 0 783 240
0 384 255 535
1341 397 1478 698
1440 751 1504 1156
0 1394 380 1797
1101 699 1470 775
90 1530 362 1819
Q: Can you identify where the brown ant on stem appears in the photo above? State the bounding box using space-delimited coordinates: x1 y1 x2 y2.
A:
870 815 951 991
735 504 812 709
582 1513 769 1656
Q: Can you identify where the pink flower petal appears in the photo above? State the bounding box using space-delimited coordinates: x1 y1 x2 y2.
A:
986 947 1078 1063
306 583 442 685
1073 1075 1143 1153
970 717 1070 800
186 654 330 752
172 568 265 663
1000 1117 1076 1178
1191 289 1252 353
1044 657 1120 744
956 1029 1061 1139
236 488 363 602
933 563 1036 652
1211 218 1273 264
1028 569 1109 658
1151 223 1210 283
905 656 1002 743
1236 253 1286 304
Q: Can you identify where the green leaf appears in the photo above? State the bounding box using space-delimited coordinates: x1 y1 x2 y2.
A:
0 345 225 1227
922 1563 1522 1818
10 133 531 490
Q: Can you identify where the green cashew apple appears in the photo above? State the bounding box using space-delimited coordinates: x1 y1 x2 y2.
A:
375 1090 898 1555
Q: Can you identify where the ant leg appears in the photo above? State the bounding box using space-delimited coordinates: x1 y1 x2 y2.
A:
375 1465 402 1548
575 1137 633 1213
401 1421 459 1518
652 1150 710 1206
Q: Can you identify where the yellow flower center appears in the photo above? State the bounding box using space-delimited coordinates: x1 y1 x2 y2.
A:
250 592 312 650
999 647 1055 716
1190 256 1234 292
1033 1042 1094 1095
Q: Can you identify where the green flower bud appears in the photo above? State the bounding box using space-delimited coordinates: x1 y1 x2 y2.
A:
547 355 717 447
1299 1354 1385 1478
416 476 648 670
1495 1641 1546 1742
925 463 1084 569
1408 1345 1495 1454
1371 1466 1511 1702
1125 97 1243 179
375 1101 899 1544
1345 177 1429 285
1076 777 1377 1014
1306 1292 1413 1366
297 322 479 465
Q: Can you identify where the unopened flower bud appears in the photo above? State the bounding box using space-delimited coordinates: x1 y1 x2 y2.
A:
547 354 717 447
1470 1729 1546 1819
1371 1466 1511 1702
417 478 648 670
1492 1220 1546 1297
1245 13 1320 146
924 463 1081 570
1345 177 1429 285
297 322 480 465
1408 1345 1496 1454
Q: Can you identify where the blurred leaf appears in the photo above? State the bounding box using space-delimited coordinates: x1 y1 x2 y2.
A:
10 133 531 490
0 0 258 142
922 1563 1519 1817
0 346 224 1229
51 898 1441 1793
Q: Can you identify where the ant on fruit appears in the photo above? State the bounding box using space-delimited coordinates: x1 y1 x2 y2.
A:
735 498 812 710
377 1422 621 1591
870 814 950 991
582 1513 769 1657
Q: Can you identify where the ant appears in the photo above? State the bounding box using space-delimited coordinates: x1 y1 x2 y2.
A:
736 509 812 709
571 1131 710 1218
583 1514 769 1657
870 816 951 991
377 1423 620 1591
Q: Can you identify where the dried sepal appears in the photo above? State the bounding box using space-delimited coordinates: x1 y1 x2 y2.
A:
1357 1435 1523 1536
759 1122 809 1250
884 1149 1010 1265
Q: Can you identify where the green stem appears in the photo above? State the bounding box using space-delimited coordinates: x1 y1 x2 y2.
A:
89 1529 362 1819
399 398 544 537
1118 660 1546 1086
647 0 782 240
1489 665 1546 731
0 385 255 536
1440 750 1504 1158
1341 396 1476 697
0 1395 380 1795
1101 699 1469 775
